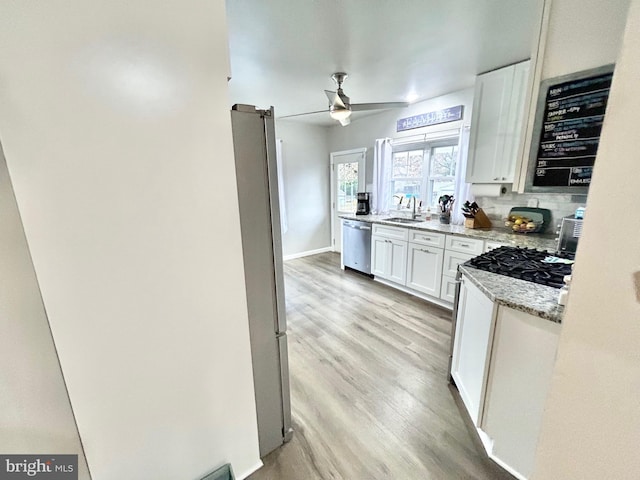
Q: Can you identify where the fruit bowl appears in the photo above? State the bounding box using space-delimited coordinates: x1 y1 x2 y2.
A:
504 217 544 234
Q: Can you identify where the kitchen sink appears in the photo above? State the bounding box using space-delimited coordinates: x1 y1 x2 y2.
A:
384 217 424 224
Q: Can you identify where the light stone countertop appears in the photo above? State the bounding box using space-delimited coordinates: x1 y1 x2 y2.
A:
339 213 558 251
459 265 564 323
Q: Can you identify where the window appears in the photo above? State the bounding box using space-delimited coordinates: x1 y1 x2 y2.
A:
389 140 458 210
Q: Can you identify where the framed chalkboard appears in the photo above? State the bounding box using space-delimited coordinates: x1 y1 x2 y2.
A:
525 64 615 193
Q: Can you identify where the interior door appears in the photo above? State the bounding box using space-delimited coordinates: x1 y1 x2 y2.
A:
330 148 366 252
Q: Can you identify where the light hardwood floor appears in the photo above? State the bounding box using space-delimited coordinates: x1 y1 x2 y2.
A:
248 252 511 480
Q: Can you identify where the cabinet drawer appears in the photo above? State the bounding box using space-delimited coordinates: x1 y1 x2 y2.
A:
409 230 445 248
445 235 484 256
373 224 409 241
485 241 507 253
443 250 475 277
440 275 458 303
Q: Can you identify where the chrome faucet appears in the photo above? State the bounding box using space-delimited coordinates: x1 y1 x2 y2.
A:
407 196 418 220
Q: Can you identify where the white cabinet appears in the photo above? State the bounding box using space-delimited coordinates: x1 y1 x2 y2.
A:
408 230 445 248
369 226 497 307
371 236 390 277
443 250 475 277
440 239 481 303
440 276 459 304
481 307 561 479
371 224 408 284
451 276 497 426
387 240 408 284
406 243 444 297
445 235 484 256
451 274 562 480
466 60 531 184
484 240 507 252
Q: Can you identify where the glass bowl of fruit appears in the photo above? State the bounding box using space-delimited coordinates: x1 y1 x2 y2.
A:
504 215 543 233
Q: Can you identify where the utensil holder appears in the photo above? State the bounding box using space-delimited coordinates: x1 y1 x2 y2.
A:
439 213 451 224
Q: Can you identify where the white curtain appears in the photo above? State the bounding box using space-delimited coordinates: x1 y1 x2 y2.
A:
451 125 474 225
275 138 288 234
372 138 392 214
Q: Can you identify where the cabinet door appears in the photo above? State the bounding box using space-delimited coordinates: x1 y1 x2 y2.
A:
466 65 515 183
388 239 408 285
371 236 390 278
499 60 531 183
451 276 496 425
481 307 560 479
406 244 443 296
440 275 458 303
442 250 474 277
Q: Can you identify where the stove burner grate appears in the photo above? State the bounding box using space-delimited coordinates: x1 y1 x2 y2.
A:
465 246 574 288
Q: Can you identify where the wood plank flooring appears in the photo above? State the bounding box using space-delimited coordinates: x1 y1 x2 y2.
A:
248 252 511 480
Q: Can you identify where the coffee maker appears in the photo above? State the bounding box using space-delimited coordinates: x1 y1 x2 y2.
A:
356 192 370 215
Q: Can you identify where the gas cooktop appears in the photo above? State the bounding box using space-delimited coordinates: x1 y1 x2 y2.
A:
465 246 574 289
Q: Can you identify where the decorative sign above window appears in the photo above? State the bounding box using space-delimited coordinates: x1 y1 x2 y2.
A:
396 105 464 132
525 64 614 193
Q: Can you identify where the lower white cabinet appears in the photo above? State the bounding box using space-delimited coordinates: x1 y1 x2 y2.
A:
481 307 561 479
371 236 408 285
484 240 508 252
451 274 562 480
451 276 496 426
440 276 458 303
406 243 444 297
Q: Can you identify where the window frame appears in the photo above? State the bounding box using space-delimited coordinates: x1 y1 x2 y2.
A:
389 138 459 211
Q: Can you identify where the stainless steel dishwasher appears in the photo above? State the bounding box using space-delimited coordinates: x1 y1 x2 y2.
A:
342 219 372 275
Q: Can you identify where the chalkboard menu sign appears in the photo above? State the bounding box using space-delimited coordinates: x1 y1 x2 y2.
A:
526 65 614 193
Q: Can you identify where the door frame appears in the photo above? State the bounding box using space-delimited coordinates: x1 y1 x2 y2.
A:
330 148 366 252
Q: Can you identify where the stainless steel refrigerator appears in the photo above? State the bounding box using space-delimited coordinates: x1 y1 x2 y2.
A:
230 104 293 457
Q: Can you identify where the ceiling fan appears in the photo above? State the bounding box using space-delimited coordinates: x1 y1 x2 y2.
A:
280 72 410 126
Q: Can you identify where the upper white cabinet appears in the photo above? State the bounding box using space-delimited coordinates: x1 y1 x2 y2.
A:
466 60 531 184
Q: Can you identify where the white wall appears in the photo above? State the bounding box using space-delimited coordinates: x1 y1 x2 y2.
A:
275 121 331 257
533 2 640 478
0 143 90 479
0 1 261 479
541 0 631 80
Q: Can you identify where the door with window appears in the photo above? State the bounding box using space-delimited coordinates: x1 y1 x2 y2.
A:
330 148 366 252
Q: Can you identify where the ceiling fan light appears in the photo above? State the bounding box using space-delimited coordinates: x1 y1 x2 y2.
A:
329 108 352 121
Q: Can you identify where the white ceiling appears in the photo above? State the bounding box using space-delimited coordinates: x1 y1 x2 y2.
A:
226 0 542 126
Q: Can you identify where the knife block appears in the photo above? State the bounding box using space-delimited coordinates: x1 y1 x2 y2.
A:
464 208 492 229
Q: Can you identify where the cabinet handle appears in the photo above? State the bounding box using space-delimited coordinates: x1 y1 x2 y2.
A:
502 177 507 180
460 243 470 248
493 177 499 181
422 236 431 241
419 248 431 253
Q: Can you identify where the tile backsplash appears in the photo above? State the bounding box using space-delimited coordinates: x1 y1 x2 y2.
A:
475 192 587 230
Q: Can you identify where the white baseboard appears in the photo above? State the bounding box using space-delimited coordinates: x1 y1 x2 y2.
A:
236 460 264 480
283 246 332 261
374 277 453 311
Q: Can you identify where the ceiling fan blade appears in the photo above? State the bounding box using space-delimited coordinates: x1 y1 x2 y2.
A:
278 110 328 119
338 117 351 127
325 89 346 108
351 101 409 111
